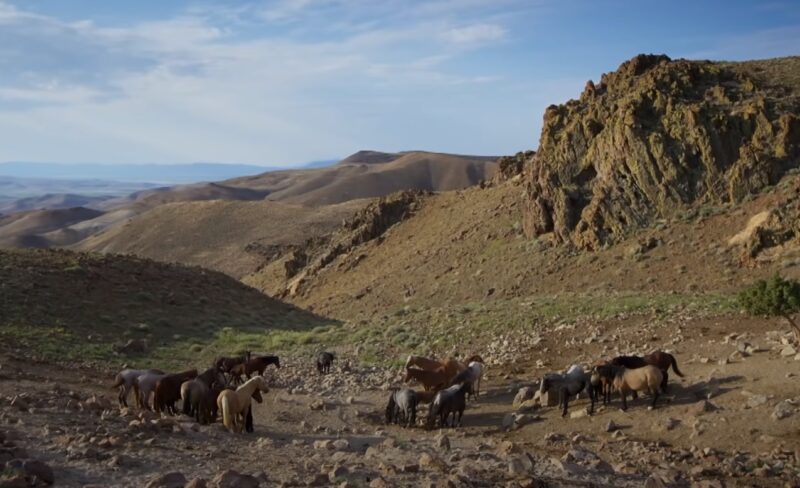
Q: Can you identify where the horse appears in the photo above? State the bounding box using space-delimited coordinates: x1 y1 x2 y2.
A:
427 382 470 429
316 352 335 374
111 368 163 408
134 371 167 410
181 367 227 419
217 376 270 433
229 355 280 385
214 351 252 375
404 367 449 392
200 384 262 430
405 355 465 383
448 361 485 399
539 365 595 417
610 351 683 392
154 369 198 415
385 389 418 428
612 366 663 410
590 364 624 405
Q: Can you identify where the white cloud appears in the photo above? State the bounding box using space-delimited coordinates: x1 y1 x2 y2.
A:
442 23 507 44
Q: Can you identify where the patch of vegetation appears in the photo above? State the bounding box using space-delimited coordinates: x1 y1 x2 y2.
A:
739 274 800 341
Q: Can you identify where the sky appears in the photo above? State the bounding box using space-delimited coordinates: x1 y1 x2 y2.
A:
0 0 798 166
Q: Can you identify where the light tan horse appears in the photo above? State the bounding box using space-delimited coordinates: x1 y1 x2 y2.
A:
612 365 663 410
217 376 269 433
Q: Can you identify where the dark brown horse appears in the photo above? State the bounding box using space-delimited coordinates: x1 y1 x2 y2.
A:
153 369 198 414
610 351 683 391
214 351 252 375
229 355 280 385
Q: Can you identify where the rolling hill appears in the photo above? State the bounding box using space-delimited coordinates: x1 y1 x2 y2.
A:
0 150 497 276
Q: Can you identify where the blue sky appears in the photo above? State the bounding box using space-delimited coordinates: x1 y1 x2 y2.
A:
0 0 798 166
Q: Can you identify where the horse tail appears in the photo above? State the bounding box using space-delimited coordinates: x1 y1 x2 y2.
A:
111 374 123 389
182 387 192 416
153 384 164 413
670 355 684 377
220 395 234 430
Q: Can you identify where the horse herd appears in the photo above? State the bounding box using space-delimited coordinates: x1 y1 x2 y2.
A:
387 350 683 430
111 352 279 433
111 349 683 435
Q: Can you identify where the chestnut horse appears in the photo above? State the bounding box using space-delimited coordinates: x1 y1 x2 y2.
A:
404 367 449 391
229 355 280 385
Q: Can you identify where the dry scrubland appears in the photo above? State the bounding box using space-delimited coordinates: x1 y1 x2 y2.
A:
1 55 800 487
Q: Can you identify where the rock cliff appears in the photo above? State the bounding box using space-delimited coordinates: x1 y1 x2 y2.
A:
522 54 800 250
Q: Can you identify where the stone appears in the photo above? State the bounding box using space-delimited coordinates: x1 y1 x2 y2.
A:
309 400 325 411
313 440 332 450
332 439 350 451
569 409 588 419
780 345 797 357
145 472 187 488
745 394 768 408
307 473 329 486
211 470 259 488
604 420 618 432
184 480 208 488
772 401 794 420
328 465 349 482
419 453 445 471
512 387 535 408
662 418 680 431
508 455 534 477
368 478 389 488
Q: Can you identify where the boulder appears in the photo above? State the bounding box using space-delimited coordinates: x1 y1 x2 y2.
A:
145 472 187 488
210 470 259 488
512 387 535 408
772 401 795 420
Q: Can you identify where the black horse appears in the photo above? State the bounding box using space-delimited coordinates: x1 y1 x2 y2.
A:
316 351 335 374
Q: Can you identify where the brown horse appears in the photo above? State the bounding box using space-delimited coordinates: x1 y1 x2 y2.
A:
404 367 449 391
215 351 251 374
229 355 280 385
610 351 683 391
404 355 465 383
153 369 198 415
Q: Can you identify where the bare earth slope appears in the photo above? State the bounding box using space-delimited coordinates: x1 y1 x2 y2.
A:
75 199 368 278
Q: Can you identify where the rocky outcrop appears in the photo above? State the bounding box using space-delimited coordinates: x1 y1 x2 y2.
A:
728 178 800 266
494 151 534 182
522 54 800 250
280 190 427 296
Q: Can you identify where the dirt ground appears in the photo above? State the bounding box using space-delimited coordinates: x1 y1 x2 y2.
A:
1 313 799 487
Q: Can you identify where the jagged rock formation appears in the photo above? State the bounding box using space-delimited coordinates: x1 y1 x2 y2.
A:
729 177 800 266
522 54 800 250
277 190 427 296
493 151 534 182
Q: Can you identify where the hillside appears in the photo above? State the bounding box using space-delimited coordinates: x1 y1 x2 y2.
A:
522 54 800 250
0 248 332 364
223 150 497 206
0 151 497 265
75 199 368 278
242 55 800 324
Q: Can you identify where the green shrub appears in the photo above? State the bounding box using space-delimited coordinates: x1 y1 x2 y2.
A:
739 274 800 341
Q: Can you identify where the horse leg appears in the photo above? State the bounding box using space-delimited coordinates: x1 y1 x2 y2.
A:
651 388 659 408
661 370 669 393
561 388 569 417
620 390 628 411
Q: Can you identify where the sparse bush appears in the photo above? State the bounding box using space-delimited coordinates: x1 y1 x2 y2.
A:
739 274 800 342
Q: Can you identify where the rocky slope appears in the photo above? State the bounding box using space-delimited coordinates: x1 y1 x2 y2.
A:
522 54 800 250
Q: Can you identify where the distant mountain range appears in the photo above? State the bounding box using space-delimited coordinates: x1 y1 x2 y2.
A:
0 160 338 185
